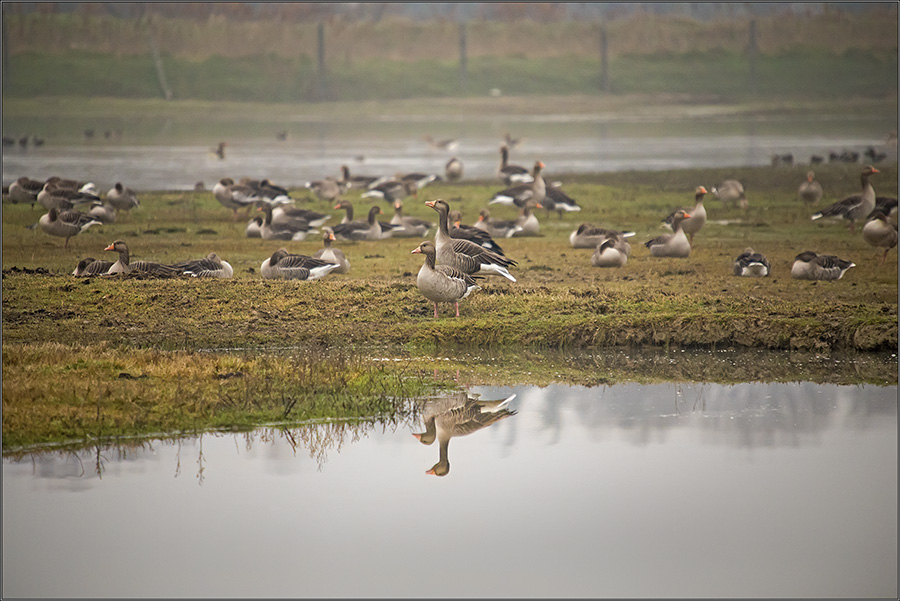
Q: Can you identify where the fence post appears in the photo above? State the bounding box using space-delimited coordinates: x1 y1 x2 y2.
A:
747 19 758 94
599 23 609 93
459 21 468 93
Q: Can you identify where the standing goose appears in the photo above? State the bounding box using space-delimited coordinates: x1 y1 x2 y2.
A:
260 249 339 280
712 179 747 210
569 224 636 249
390 199 434 238
861 211 898 264
39 207 102 248
106 182 139 212
591 236 631 268
791 251 856 281
448 210 507 254
172 252 234 278
340 165 381 190
257 203 315 241
411 241 481 318
313 228 351 273
331 205 384 241
875 197 898 228
398 171 441 190
543 183 582 218
662 185 707 247
497 144 532 185
413 391 517 476
362 179 419 203
72 257 114 276
271 205 331 228
88 201 117 224
245 216 263 238
511 200 542 237
427 199 517 282
444 157 463 182
489 160 546 208
645 210 692 258
812 165 880 232
732 248 771 277
213 177 259 220
241 178 292 205
104 240 182 277
476 208 523 239
798 171 823 205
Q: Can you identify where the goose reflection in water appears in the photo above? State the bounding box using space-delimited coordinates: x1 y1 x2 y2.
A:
413 391 517 477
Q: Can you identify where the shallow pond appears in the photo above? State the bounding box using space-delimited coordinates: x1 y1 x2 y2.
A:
3 380 896 598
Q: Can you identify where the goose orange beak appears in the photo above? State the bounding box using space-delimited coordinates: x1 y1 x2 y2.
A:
411 247 421 254
425 200 436 208
104 243 115 251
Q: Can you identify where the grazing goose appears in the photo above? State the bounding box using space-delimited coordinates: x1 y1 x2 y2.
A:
245 216 263 238
257 203 316 241
427 199 517 282
362 179 419 203
543 183 582 218
811 165 879 232
732 248 770 277
449 210 507 253
712 179 747 210
213 177 259 220
313 228 350 274
861 211 898 264
663 186 707 246
798 171 823 205
424 135 459 152
104 240 182 277
511 200 542 237
340 165 381 190
260 248 339 281
411 241 481 318
791 251 856 281
444 157 463 182
72 257 114 276
39 207 102 248
476 208 522 239
591 236 630 268
106 182 139 212
497 144 532 184
331 205 384 241
645 210 692 258
390 199 434 238
569 223 636 249
413 391 517 477
172 252 234 278
489 161 546 208
8 176 44 204
88 201 117 224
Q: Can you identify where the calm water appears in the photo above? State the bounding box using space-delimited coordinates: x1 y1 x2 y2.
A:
2 112 896 191
3 381 896 598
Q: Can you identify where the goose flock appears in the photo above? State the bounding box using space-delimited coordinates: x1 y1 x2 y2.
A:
5 136 897 318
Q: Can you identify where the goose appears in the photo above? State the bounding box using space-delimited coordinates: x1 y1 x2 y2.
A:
172 252 234 278
411 240 481 318
475 208 522 239
245 216 263 238
591 236 630 268
875 197 898 228
340 165 382 190
44 176 88 191
449 210 507 253
39 207 102 248
413 391 517 476
257 203 316 241
36 183 96 211
271 205 331 228
211 141 226 160
72 257 114 276
240 178 292 205
398 172 441 190
304 176 345 203
511 200 542 237
104 240 182 277
106 182 139 212
362 179 419 202
260 248 339 280
489 160 546 208
8 176 44 204
444 157 463 182
543 183 581 217
424 135 459 152
798 171 823 205
812 165 879 232
861 211 898 264
213 177 259 220
312 228 350 274
791 251 855 281
645 210 692 258
497 144 532 184
427 199 517 282
732 248 770 277
569 223 636 249
390 199 434 238
712 179 747 210
662 185 707 246
331 205 383 241
88 201 117 224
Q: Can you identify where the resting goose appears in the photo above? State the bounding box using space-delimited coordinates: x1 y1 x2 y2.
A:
476 208 522 239
812 165 879 232
543 183 582 218
104 240 182 277
260 248 339 281
413 391 517 476
489 160 546 208
313 228 351 274
569 223 636 249
591 236 630 268
39 207 102 248
106 182 139 212
72 257 114 276
411 240 481 318
791 251 855 281
390 199 434 238
172 252 234 278
798 171 823 205
44 176 88 191
645 210 692 258
861 211 898 264
245 216 263 238
449 210 507 253
497 144 532 184
444 157 463 182
8 176 44 205
331 205 383 241
511 200 542 237
712 179 747 210
88 201 117 224
37 183 96 211
732 248 770 277
213 177 259 220
662 185 707 246
257 203 315 241
304 176 345 203
362 179 419 203
427 199 517 282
